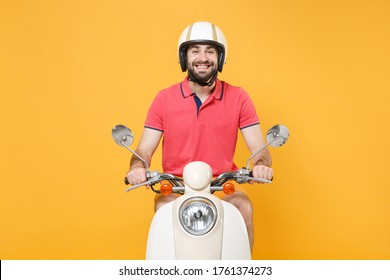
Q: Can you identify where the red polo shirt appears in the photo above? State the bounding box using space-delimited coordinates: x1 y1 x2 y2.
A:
145 77 260 176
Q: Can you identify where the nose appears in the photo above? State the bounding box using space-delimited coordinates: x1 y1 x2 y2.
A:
197 50 209 61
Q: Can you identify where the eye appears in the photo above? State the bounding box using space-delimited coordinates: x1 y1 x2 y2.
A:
190 49 199 54
207 48 217 55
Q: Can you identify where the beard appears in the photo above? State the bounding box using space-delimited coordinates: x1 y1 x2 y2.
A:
187 62 218 84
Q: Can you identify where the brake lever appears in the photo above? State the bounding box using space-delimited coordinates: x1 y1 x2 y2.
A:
247 177 273 184
125 178 159 192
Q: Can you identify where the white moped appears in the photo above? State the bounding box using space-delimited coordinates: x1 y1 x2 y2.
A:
112 124 289 259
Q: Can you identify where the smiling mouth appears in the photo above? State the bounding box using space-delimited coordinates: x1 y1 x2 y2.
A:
195 65 210 71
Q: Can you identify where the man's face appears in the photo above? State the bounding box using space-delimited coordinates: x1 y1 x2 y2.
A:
186 44 218 84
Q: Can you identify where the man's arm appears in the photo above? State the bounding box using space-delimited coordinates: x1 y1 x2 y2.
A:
126 128 163 185
241 124 273 181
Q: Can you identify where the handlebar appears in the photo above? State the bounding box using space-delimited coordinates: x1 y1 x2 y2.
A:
211 169 272 185
124 172 185 193
124 168 272 193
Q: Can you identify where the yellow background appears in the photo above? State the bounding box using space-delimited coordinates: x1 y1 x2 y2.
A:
1 0 389 259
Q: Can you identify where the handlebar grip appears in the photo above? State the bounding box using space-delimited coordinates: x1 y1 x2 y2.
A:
249 171 273 182
248 177 273 184
124 177 129 185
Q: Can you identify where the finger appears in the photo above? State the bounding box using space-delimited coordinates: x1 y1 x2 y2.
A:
253 165 273 180
126 171 145 185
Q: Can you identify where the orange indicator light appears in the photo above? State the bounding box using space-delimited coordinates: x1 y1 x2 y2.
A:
223 182 235 195
160 183 173 196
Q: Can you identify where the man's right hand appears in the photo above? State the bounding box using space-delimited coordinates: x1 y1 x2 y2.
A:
126 166 147 185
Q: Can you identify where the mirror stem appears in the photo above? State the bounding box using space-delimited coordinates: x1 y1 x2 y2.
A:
245 137 277 169
120 141 150 173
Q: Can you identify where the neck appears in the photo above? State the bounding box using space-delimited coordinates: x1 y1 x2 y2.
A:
189 79 216 100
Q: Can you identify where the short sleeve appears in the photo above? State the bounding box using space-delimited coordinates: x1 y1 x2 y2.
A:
145 93 164 132
238 90 260 129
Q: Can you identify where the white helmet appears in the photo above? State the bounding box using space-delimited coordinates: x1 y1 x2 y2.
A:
178 21 228 72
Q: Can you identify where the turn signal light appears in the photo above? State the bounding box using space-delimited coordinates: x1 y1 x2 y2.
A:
160 183 173 196
222 182 235 195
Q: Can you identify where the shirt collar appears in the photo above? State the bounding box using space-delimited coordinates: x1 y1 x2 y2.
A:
180 77 224 100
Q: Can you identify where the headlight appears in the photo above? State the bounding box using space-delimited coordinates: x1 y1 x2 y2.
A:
179 197 217 236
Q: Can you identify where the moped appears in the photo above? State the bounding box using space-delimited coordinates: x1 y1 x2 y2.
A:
112 124 289 259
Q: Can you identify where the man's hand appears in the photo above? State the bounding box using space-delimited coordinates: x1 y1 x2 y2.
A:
252 164 273 183
126 166 147 186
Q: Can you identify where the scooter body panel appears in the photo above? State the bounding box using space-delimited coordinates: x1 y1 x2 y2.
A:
145 202 175 259
172 192 224 259
145 194 251 260
220 200 251 259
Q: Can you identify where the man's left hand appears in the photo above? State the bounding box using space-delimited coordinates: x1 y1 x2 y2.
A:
252 164 273 183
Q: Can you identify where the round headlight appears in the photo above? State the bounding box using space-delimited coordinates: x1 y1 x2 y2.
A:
179 197 217 236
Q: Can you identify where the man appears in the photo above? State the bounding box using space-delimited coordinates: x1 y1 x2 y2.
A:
126 21 272 250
